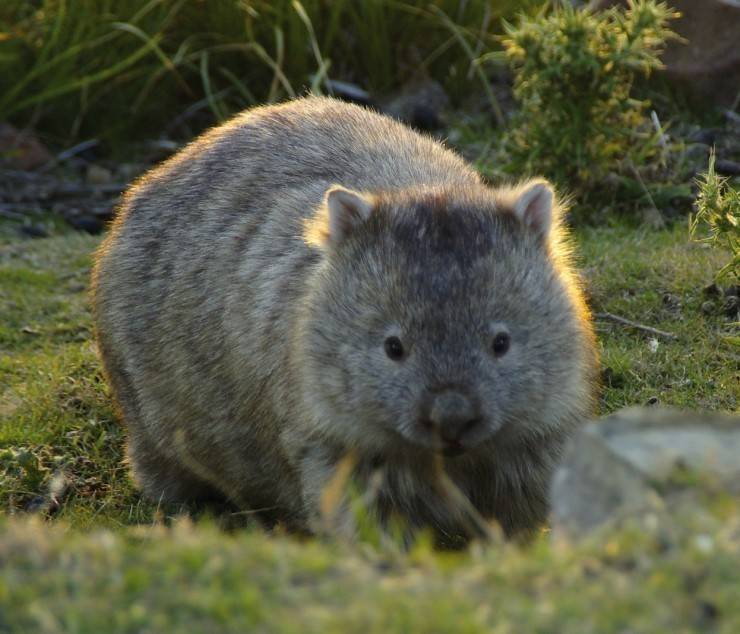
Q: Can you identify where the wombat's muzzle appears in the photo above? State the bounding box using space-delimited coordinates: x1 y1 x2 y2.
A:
418 387 483 452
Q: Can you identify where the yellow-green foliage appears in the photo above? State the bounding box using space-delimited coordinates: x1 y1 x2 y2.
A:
501 0 678 190
691 153 740 284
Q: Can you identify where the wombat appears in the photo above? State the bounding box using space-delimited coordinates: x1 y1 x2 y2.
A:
92 96 597 543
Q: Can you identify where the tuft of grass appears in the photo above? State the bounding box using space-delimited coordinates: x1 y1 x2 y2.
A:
0 0 539 147
690 152 740 285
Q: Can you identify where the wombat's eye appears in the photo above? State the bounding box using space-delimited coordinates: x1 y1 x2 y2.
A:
384 336 405 361
492 332 511 357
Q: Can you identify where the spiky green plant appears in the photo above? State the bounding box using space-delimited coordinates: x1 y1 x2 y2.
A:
499 0 678 192
690 153 740 284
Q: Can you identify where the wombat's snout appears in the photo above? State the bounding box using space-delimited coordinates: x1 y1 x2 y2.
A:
418 387 482 451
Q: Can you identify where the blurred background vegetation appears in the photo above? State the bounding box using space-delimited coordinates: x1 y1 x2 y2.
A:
0 0 737 306
0 0 736 286
0 0 541 145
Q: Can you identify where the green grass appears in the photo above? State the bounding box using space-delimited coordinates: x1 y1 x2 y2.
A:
0 0 539 146
0 233 146 527
1 496 739 632
581 223 738 412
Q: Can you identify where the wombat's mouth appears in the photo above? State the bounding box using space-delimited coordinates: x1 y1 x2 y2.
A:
392 417 501 457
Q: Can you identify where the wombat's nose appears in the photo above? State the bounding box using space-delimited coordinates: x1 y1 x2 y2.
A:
419 389 482 445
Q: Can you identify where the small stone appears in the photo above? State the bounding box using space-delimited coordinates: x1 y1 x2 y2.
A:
380 80 449 131
117 163 145 183
701 300 715 314
688 129 717 145
723 294 739 317
684 143 710 163
645 395 660 406
662 292 681 311
65 215 105 235
716 159 740 177
647 338 659 354
18 224 48 239
702 283 721 298
323 79 372 106
24 495 47 513
693 534 714 554
0 123 53 170
86 164 113 185
697 600 720 622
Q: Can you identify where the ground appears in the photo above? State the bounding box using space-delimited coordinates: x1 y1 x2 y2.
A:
0 211 737 631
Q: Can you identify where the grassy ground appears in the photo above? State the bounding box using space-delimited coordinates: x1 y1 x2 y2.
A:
2 506 739 633
0 208 738 631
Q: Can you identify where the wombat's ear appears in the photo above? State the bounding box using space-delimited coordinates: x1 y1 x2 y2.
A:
325 185 374 245
511 179 554 239
304 185 375 249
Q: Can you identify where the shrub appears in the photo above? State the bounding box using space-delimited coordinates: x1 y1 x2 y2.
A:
690 153 740 285
499 0 678 194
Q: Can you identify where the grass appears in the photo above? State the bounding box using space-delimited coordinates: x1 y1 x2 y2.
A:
0 232 145 527
1 495 739 631
0 0 540 147
581 222 738 412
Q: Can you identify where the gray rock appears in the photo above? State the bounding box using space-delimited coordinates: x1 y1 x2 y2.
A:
86 164 113 185
550 407 740 536
590 0 740 106
380 80 450 131
0 122 52 170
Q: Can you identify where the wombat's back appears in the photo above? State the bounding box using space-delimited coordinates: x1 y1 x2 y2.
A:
91 97 481 510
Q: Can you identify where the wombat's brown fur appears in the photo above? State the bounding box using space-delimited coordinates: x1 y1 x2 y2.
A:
92 96 597 543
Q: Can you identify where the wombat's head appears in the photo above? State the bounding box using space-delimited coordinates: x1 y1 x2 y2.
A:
299 180 597 459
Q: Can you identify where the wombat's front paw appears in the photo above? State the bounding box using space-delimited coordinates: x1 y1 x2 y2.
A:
297 444 363 539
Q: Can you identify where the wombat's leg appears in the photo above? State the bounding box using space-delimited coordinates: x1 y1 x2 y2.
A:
296 443 358 538
97 332 223 505
126 429 224 504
